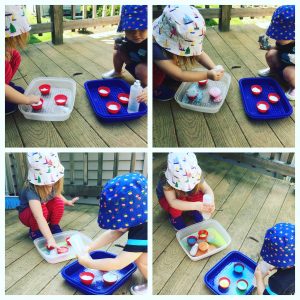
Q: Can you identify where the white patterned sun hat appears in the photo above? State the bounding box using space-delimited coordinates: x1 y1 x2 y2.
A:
5 5 31 38
27 152 65 186
153 5 206 57
165 152 202 192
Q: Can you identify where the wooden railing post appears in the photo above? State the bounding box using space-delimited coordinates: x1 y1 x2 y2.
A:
219 5 232 32
36 5 43 36
71 5 76 32
51 5 63 44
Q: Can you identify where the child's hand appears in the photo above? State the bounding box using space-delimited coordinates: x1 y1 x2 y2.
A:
254 265 267 279
26 95 41 105
197 202 215 214
65 197 79 206
207 69 224 81
137 87 147 103
46 238 58 249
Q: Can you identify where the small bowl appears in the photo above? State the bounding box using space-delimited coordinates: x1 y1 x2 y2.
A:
66 236 72 246
103 272 118 286
187 235 198 247
209 87 222 103
79 272 95 285
256 101 270 113
31 98 44 111
39 84 51 95
233 262 245 274
236 279 248 291
198 79 208 87
98 86 110 97
251 85 262 95
106 101 121 114
198 229 208 241
118 93 129 105
57 246 69 254
219 277 230 290
198 241 209 252
268 92 280 104
54 94 68 106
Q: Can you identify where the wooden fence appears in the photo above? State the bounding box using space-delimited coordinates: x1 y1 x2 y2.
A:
153 5 277 31
29 5 121 44
5 153 147 201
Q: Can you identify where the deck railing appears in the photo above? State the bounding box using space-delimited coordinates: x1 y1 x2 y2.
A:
153 5 277 31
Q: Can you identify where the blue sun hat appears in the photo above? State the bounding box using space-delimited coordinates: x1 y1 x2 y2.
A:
266 5 295 41
98 173 148 229
260 223 295 268
117 5 147 32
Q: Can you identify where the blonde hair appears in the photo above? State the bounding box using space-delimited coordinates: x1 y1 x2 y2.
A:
171 54 198 69
5 32 29 60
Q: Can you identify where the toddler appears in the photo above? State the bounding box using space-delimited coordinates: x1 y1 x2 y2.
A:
18 152 79 248
5 5 40 114
156 152 215 230
153 5 224 101
78 173 148 295
258 5 295 100
102 5 148 102
254 223 295 295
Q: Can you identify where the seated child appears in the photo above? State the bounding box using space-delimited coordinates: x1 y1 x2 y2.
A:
156 152 215 230
102 5 148 102
78 173 148 295
5 5 40 114
258 5 295 100
153 5 224 101
254 223 295 295
18 152 79 248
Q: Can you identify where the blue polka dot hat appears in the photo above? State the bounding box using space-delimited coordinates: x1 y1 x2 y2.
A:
266 5 295 41
117 5 147 33
98 173 148 229
260 223 295 268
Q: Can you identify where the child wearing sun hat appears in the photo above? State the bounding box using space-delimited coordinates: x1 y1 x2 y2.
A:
5 5 40 114
102 5 148 102
255 223 295 295
153 5 224 101
156 152 215 230
18 152 79 248
78 172 148 295
258 5 295 100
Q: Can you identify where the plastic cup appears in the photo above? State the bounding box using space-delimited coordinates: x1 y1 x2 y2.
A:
202 194 213 220
98 86 110 97
268 93 280 104
251 85 262 95
31 99 44 111
198 79 208 87
106 101 121 114
198 229 208 241
233 262 245 274
103 272 118 286
57 246 69 254
187 235 198 247
219 277 230 290
256 101 270 113
39 84 51 95
80 272 95 285
118 93 129 105
237 279 248 291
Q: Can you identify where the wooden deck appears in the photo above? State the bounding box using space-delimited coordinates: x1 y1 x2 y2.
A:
153 154 295 295
5 204 144 295
153 24 295 147
6 34 147 148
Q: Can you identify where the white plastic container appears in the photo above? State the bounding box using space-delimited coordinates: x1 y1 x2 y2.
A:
127 80 143 113
19 77 76 121
202 194 213 220
33 230 92 264
174 68 231 113
176 219 231 261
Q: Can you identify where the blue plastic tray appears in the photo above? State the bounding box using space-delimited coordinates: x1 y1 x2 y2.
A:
239 77 293 120
204 251 257 295
61 251 137 295
84 79 147 122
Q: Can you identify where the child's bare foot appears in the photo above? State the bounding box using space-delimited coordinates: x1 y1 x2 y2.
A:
102 69 123 79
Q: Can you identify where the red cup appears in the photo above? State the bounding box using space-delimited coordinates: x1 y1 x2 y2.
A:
79 272 95 285
39 84 51 95
268 92 280 104
198 79 208 87
57 246 69 254
106 101 121 114
198 229 208 241
103 272 118 286
54 94 68 106
98 86 110 97
256 100 270 113
45 242 55 251
187 95 197 101
66 236 72 246
219 277 230 290
31 98 44 111
118 93 129 105
251 85 262 95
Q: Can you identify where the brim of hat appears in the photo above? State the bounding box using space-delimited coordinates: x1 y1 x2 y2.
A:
266 24 295 40
260 247 295 268
117 24 148 32
98 217 147 230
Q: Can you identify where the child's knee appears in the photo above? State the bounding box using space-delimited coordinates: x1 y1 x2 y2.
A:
135 63 147 86
283 66 295 82
265 49 278 62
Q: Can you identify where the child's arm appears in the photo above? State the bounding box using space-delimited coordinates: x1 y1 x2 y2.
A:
78 250 142 271
255 265 266 295
195 51 217 70
58 194 79 206
137 87 147 103
88 230 126 252
28 200 57 248
154 59 222 82
164 189 214 213
5 84 40 105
